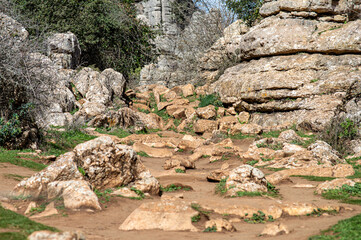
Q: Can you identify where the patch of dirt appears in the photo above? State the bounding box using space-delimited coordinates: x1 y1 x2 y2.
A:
2 135 361 240
0 163 35 195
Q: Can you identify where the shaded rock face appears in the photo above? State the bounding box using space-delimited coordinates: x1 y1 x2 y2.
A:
199 0 361 131
138 4 222 87
0 12 28 41
47 32 81 69
137 0 179 35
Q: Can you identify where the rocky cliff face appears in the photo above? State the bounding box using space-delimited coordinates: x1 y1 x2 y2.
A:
200 0 361 131
136 0 222 88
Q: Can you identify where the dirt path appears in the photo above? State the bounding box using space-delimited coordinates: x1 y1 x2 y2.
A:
2 133 361 240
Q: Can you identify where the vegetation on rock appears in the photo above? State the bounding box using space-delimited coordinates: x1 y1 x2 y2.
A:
11 0 156 78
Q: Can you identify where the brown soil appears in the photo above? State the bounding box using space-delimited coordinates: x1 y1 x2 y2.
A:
2 134 361 240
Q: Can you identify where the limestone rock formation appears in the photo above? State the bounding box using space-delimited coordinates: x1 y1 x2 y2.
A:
199 0 361 131
0 12 28 41
73 136 160 193
47 32 81 69
225 165 269 196
47 180 101 210
138 1 223 87
12 136 160 210
12 152 82 198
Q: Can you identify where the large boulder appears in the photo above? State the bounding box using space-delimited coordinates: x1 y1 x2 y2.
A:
12 152 82 198
12 136 160 210
73 136 160 194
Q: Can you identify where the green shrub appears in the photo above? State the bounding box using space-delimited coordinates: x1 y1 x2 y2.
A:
198 94 223 108
215 178 228 195
204 226 217 232
244 210 273 224
309 213 361 240
225 0 264 26
12 0 156 78
320 117 359 155
0 102 36 149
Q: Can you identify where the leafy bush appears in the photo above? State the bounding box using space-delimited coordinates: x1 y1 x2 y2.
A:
244 210 273 224
320 117 359 155
225 0 264 26
0 102 36 148
12 0 156 78
198 94 223 108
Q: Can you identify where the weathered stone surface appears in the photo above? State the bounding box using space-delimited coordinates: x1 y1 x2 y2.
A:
282 203 318 216
74 136 160 194
181 84 195 97
178 135 205 150
47 32 81 69
260 0 360 17
308 141 344 165
218 116 239 133
111 187 139 198
47 180 101 210
196 105 216 119
12 152 82 198
0 12 28 41
194 120 218 133
205 219 236 232
28 230 86 240
136 112 164 129
223 19 249 39
163 158 195 170
230 123 262 135
73 68 110 105
199 8 361 130
261 223 290 236
133 142 173 158
316 178 356 194
278 130 303 143
30 202 59 219
87 108 142 129
73 67 126 110
119 200 199 232
225 165 268 195
267 164 355 185
207 169 230 182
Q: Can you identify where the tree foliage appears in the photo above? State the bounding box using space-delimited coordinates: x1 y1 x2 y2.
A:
224 0 263 26
11 0 157 78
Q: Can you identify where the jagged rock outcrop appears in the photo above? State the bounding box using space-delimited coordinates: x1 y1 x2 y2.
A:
199 0 361 131
47 32 81 69
0 12 28 41
138 2 223 87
